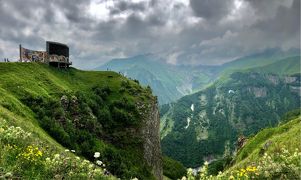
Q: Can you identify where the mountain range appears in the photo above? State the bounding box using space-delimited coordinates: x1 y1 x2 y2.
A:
97 48 300 105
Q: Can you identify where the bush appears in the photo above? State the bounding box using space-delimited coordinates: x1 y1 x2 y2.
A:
163 156 187 180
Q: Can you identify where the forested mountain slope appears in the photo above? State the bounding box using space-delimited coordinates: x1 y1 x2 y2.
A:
161 71 300 167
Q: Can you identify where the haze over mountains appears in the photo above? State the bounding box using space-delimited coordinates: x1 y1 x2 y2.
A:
98 47 301 170
98 48 300 104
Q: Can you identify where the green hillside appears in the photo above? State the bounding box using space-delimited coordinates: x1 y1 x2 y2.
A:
0 62 160 179
248 56 300 75
220 48 300 73
182 112 301 179
161 72 300 167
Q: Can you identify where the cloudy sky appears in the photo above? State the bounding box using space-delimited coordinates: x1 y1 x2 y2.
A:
0 0 299 69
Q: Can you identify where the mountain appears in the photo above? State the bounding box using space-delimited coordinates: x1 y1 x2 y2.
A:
96 54 217 105
0 62 162 179
96 49 299 105
160 71 300 167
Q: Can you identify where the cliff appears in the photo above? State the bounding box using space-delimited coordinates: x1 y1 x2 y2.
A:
0 62 162 179
138 96 163 180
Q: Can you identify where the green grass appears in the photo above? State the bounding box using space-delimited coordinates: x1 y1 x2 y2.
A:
229 116 301 170
247 56 300 75
0 62 155 179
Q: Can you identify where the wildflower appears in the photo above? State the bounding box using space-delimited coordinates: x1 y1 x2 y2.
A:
54 154 60 159
94 152 100 158
96 160 102 166
71 150 75 153
65 149 70 152
204 161 209 166
229 175 235 179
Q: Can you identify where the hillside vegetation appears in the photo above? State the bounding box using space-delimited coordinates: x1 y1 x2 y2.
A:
182 112 301 179
0 62 159 179
161 71 300 167
247 56 300 75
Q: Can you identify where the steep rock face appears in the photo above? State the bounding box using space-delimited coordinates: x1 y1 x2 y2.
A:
137 97 163 180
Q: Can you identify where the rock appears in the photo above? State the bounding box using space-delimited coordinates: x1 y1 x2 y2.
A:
60 95 69 110
248 87 267 97
138 98 163 180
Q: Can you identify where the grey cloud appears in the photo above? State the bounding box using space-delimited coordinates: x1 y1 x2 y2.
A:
0 0 299 69
254 0 300 36
189 0 234 21
110 1 146 15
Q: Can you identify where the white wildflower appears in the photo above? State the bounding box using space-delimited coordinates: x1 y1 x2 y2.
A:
94 152 100 158
96 160 102 166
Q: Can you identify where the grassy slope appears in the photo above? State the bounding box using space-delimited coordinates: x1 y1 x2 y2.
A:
247 56 300 75
0 63 138 145
228 116 301 171
0 62 152 178
0 62 143 109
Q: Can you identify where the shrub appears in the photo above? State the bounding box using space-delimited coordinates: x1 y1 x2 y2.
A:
163 156 187 180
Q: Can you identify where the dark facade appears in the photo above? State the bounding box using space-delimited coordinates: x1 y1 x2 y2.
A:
46 41 69 57
46 41 71 68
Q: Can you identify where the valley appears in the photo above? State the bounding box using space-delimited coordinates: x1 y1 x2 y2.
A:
0 51 300 180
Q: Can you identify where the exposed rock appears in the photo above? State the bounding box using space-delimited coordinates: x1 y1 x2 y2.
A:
284 76 297 83
137 98 163 180
248 87 267 97
60 95 69 110
237 136 247 150
199 94 207 106
196 126 208 141
290 86 301 96
267 75 279 85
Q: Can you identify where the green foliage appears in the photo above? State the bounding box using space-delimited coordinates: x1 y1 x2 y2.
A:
182 117 301 180
248 56 301 75
163 156 187 180
161 72 300 167
207 156 232 175
280 108 300 124
0 119 115 179
0 63 156 179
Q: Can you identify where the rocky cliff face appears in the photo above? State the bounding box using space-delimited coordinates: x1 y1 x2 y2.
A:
137 97 163 180
59 91 163 179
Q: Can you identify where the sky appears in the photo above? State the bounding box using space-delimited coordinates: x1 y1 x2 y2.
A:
0 0 300 69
